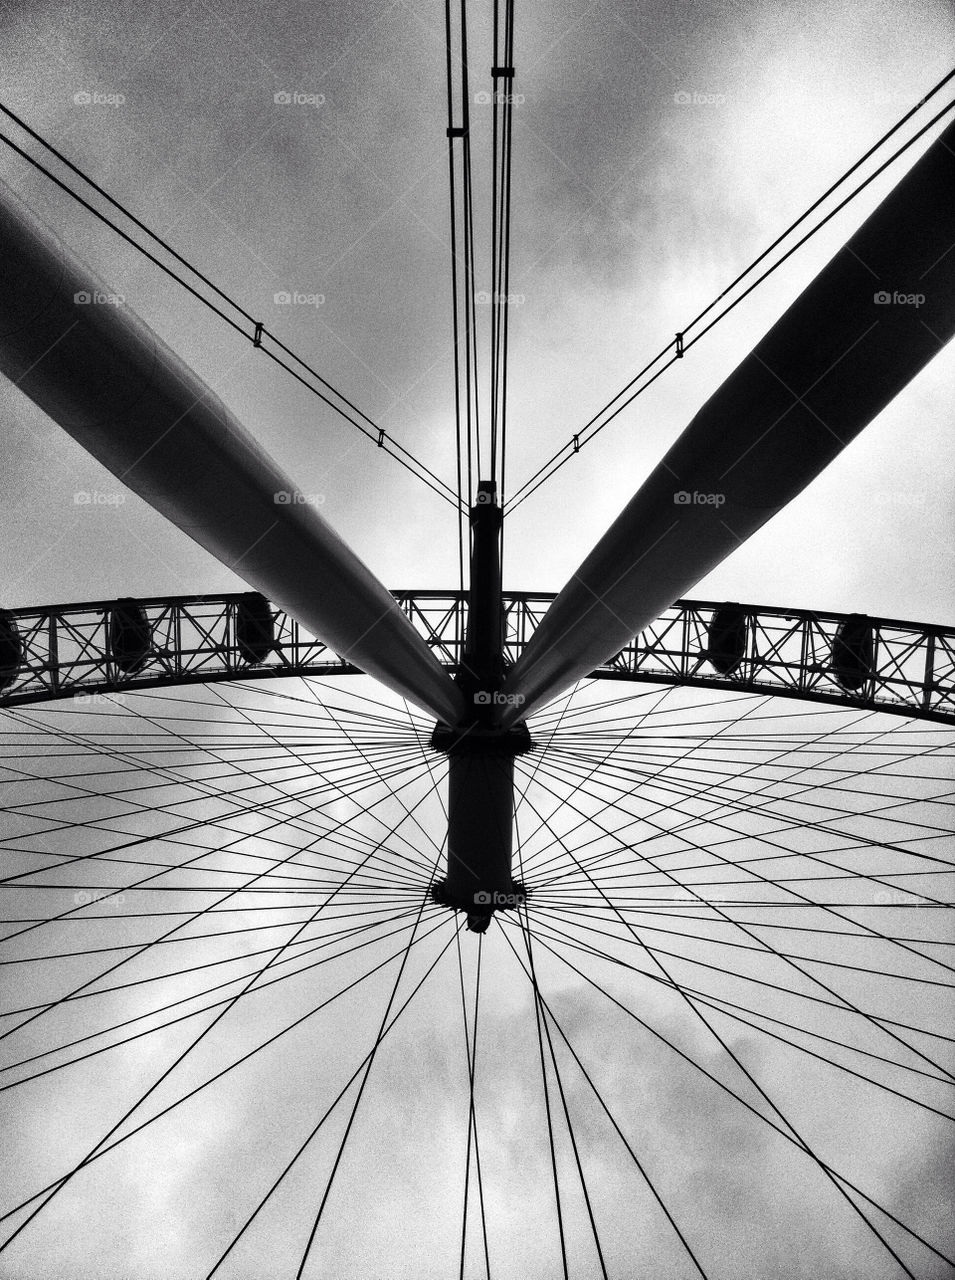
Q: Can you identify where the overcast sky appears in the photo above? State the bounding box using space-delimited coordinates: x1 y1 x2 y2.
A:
0 0 953 620
0 1 953 1277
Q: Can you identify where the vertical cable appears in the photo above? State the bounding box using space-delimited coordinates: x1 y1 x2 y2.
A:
444 0 467 595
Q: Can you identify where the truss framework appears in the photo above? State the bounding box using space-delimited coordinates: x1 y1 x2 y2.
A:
0 592 952 722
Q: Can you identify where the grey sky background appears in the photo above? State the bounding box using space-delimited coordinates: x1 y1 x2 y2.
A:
0 0 953 1277
0 0 952 619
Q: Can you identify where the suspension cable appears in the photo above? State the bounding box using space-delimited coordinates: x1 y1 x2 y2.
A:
445 0 468 586
0 105 464 513
505 77 955 514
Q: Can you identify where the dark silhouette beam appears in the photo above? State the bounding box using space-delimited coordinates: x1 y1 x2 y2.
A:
501 118 955 726
0 179 465 727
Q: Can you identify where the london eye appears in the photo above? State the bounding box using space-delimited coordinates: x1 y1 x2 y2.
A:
0 5 953 1277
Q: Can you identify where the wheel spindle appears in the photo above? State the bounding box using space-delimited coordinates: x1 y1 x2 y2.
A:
431 481 531 931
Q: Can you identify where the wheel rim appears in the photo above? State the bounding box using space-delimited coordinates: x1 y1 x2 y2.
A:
1 671 951 1277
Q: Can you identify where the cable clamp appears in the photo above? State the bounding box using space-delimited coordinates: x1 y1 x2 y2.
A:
675 331 684 358
572 434 580 453
446 126 466 138
492 66 515 78
377 429 386 448
253 321 263 347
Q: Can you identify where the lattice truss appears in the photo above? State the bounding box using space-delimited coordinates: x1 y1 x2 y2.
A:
0 594 952 722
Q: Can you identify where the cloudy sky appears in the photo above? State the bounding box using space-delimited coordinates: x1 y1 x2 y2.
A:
0 0 953 1277
0 0 953 619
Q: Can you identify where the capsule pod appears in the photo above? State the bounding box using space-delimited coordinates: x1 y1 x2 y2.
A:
107 599 151 674
0 610 22 692
706 604 749 675
831 614 874 691
234 593 274 664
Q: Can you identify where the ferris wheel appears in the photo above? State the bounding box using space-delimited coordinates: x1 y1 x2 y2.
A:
0 9 953 1278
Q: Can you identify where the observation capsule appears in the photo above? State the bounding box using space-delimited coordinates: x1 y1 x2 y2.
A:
0 609 22 692
706 604 749 675
235 593 274 664
107 599 151 673
831 614 874 691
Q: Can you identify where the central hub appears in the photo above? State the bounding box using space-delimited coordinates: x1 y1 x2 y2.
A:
429 721 531 932
429 479 531 932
